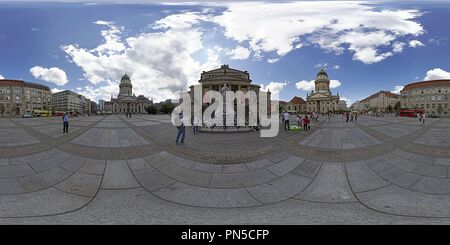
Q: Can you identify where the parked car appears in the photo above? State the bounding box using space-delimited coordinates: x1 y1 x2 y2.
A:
22 114 33 118
429 114 440 118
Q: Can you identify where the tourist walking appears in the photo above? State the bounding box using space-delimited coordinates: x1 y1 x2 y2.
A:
422 113 426 125
175 112 185 144
283 111 290 131
303 116 310 131
62 112 70 134
355 112 358 122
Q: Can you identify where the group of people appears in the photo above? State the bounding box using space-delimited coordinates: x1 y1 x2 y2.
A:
417 112 428 125
344 111 358 122
281 111 312 131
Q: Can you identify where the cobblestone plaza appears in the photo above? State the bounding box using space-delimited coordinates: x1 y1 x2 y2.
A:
1 114 450 224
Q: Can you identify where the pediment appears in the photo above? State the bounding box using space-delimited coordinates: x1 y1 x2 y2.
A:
308 92 330 99
118 96 138 102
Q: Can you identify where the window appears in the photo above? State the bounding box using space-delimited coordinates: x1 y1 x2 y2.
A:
432 104 435 109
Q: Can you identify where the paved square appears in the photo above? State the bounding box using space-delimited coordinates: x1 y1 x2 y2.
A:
1 114 450 224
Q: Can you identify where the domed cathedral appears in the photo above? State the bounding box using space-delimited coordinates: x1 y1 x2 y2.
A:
107 74 153 114
306 69 340 113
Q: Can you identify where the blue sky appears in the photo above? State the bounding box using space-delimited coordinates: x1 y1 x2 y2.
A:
1 1 450 105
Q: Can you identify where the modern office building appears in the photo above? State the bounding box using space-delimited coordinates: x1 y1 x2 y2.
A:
0 79 51 117
400 79 450 116
98 99 105 112
51 90 83 114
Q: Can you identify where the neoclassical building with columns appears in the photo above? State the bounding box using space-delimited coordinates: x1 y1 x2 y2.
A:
106 74 153 114
306 69 340 113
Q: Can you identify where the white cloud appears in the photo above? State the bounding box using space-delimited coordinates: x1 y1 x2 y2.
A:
260 81 287 99
314 63 328 69
392 41 406 53
62 16 220 102
296 80 315 92
226 46 251 60
31 27 39 32
333 65 340 70
93 20 126 56
0 74 4 79
295 79 341 92
213 2 423 64
340 96 351 105
424 68 450 81
51 88 63 93
30 66 68 86
409 40 424 48
267 58 279 64
391 85 404 94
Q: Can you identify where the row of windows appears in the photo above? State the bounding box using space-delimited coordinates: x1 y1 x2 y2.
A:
408 95 449 102
406 87 450 96
413 103 448 109
308 102 336 105
0 87 50 96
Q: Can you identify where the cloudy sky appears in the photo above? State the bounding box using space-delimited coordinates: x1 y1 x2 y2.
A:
1 1 450 105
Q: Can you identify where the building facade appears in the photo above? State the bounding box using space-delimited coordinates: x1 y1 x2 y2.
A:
0 79 51 117
350 100 363 112
51 90 85 114
306 69 340 113
284 96 306 113
106 74 153 114
188 64 271 123
400 79 450 117
360 91 400 112
338 100 348 111
98 99 105 112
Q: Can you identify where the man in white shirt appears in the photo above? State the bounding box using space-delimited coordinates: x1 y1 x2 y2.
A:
283 111 290 131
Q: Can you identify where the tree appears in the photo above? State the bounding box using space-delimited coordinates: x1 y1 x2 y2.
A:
159 102 175 114
146 105 158 114
394 101 401 112
386 105 393 112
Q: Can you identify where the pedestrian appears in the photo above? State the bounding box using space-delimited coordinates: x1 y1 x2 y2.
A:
303 116 309 131
355 112 358 122
422 113 426 125
192 115 200 135
62 111 70 134
346 112 349 122
296 115 301 127
175 112 185 144
283 111 290 131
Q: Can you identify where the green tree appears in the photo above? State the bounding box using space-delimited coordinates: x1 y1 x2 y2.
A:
386 105 393 112
160 102 175 114
394 101 401 112
146 105 158 114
